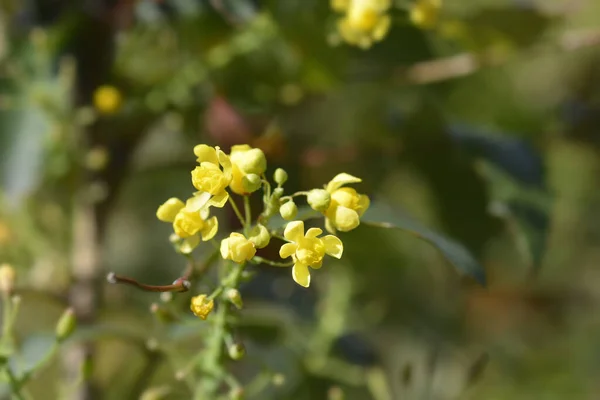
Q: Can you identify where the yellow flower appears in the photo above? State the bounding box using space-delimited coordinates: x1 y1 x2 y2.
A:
410 0 441 30
324 173 370 233
93 85 122 114
228 145 267 195
156 196 218 253
335 0 392 49
191 144 232 208
0 263 16 294
190 294 214 320
220 233 256 263
279 221 343 287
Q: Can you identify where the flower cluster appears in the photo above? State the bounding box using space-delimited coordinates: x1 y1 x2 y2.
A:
331 0 392 49
156 143 370 319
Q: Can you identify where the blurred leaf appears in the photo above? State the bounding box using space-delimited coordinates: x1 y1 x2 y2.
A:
362 202 486 285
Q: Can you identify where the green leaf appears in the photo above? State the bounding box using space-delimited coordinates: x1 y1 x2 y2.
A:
362 203 486 285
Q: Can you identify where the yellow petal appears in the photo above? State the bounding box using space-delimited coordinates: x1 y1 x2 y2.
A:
305 227 323 239
292 263 310 287
201 217 219 241
326 173 362 193
220 237 231 259
310 260 323 269
372 15 391 41
216 147 232 172
322 235 343 259
186 192 211 212
333 206 360 232
279 243 298 259
180 235 200 254
357 194 370 216
325 218 337 234
194 144 218 164
284 221 304 242
208 191 229 208
156 198 185 222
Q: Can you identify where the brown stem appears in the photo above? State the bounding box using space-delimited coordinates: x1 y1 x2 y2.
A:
106 273 191 293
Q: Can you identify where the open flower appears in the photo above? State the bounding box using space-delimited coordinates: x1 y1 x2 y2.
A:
191 144 232 207
156 196 218 253
221 233 256 263
321 173 370 233
228 145 267 195
279 221 343 287
333 0 392 49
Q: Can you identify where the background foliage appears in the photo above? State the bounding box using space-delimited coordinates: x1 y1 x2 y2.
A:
2 0 600 399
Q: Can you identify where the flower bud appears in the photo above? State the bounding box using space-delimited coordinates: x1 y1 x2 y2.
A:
272 373 286 386
190 295 214 320
220 233 256 263
242 173 262 193
55 307 76 342
226 289 243 309
274 168 288 186
248 224 270 249
228 343 246 360
93 85 122 115
307 189 331 212
279 201 297 220
0 263 16 294
140 386 171 400
156 198 185 222
234 148 266 175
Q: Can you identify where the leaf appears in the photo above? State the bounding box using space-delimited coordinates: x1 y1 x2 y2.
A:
362 203 486 285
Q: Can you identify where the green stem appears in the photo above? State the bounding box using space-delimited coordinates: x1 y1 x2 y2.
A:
2 292 12 340
251 256 293 268
5 365 26 400
20 342 60 384
243 196 251 234
228 196 246 228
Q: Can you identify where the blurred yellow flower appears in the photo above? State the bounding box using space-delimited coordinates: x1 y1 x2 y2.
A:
156 196 218 253
324 173 370 233
0 263 16 294
334 0 392 49
228 145 267 195
220 233 256 263
410 0 441 30
279 221 343 287
191 145 232 208
190 294 214 320
93 85 122 115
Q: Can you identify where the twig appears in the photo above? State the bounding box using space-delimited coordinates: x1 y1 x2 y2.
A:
106 273 191 293
395 27 600 85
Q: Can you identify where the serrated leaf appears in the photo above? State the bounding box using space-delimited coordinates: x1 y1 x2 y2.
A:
362 203 486 285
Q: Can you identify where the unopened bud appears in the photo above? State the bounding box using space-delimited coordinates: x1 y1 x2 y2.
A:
279 201 297 220
55 308 76 342
274 168 288 186
228 343 246 360
272 373 286 386
307 189 331 212
242 173 262 193
264 187 284 218
248 224 270 249
226 289 243 309
0 264 16 294
236 148 266 175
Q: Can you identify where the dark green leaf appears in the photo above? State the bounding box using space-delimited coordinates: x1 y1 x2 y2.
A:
362 203 486 285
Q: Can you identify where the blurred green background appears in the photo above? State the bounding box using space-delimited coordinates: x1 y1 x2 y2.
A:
2 0 600 399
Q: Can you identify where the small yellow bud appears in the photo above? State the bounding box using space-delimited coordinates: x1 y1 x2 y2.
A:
230 146 267 175
242 173 262 193
248 224 270 249
307 189 331 212
55 307 76 342
226 288 243 309
156 198 185 222
272 373 286 386
274 168 288 186
85 146 109 171
279 201 298 220
220 233 256 263
93 85 122 115
0 263 16 294
190 295 214 320
228 343 246 360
